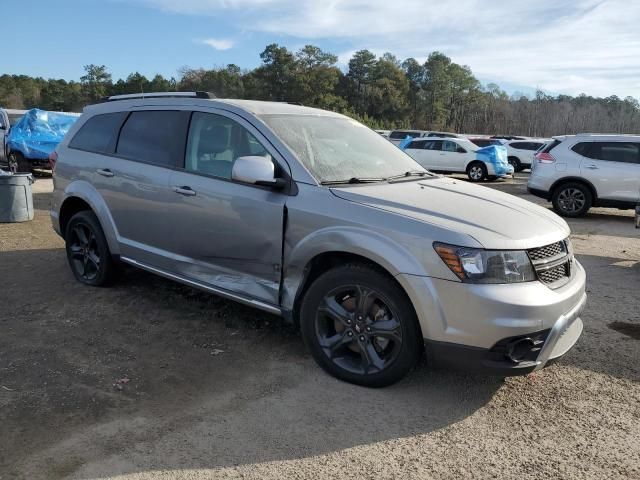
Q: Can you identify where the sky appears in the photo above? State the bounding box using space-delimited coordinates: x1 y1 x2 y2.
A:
4 0 640 98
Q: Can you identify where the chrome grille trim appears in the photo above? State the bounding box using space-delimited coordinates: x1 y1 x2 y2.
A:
528 239 573 288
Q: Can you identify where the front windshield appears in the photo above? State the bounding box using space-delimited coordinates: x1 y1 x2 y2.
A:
260 114 427 183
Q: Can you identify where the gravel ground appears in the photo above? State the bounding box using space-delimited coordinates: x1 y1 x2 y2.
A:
1 173 639 480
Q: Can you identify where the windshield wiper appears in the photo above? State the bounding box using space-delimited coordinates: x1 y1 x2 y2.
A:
387 170 432 182
320 177 387 185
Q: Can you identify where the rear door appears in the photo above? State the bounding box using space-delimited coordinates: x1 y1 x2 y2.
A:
92 109 190 270
165 110 288 306
578 141 640 203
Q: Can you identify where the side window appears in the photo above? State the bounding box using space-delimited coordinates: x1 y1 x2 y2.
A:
571 142 593 157
442 140 458 152
592 142 640 164
510 142 526 149
408 140 426 150
425 140 442 151
185 112 271 180
529 142 544 151
116 111 188 167
69 112 126 153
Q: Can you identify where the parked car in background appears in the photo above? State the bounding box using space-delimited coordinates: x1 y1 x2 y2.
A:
404 137 513 181
528 134 640 217
387 129 428 145
425 131 459 138
505 139 548 171
0 108 9 165
51 92 585 387
468 137 505 148
374 129 391 138
491 135 526 141
6 108 79 172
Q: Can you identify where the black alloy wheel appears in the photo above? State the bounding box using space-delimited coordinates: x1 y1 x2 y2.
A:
65 211 117 286
300 264 421 387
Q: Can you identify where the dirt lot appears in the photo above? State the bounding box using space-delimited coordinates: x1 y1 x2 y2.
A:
1 174 639 480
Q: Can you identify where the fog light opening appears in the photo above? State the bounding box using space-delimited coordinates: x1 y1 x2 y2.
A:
506 338 535 364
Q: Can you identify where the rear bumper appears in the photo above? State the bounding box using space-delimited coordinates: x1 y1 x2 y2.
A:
527 186 550 200
426 294 586 375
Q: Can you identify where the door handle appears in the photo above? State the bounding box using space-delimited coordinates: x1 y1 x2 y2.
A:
96 168 114 177
172 186 196 196
585 165 599 170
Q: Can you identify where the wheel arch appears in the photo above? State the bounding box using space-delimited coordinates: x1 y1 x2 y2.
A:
58 181 121 255
549 177 598 202
282 227 429 328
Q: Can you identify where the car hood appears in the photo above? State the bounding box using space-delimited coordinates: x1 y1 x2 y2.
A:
329 177 570 250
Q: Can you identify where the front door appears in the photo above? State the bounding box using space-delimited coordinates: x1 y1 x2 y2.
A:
166 110 287 306
580 141 640 203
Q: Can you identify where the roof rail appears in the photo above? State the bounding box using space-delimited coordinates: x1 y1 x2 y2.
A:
576 132 639 137
98 91 215 102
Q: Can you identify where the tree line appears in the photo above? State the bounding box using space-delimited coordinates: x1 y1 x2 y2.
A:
2 44 639 136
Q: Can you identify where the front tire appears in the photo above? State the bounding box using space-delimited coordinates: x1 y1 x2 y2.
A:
467 161 487 182
300 264 422 387
552 182 592 217
65 211 117 286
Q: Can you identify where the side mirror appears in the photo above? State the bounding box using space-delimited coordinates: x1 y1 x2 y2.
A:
232 156 286 189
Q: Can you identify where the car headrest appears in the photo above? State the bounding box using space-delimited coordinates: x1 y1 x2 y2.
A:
198 125 229 156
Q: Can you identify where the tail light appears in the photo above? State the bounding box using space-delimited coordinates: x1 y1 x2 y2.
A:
535 152 555 164
49 151 58 171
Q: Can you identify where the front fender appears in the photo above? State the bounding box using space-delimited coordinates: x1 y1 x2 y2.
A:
281 226 426 311
61 181 121 255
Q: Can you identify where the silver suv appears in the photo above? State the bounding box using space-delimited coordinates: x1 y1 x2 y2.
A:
528 134 640 217
51 92 587 387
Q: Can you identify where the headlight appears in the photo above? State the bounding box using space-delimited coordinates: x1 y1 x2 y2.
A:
434 243 536 284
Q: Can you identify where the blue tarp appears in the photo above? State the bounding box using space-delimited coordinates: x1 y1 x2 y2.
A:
398 135 414 150
7 109 78 160
476 145 512 176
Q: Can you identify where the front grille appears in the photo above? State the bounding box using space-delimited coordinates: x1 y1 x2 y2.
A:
538 263 569 284
528 241 565 261
528 239 572 288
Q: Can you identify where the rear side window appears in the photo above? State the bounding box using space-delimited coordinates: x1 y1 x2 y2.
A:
69 112 126 153
590 142 640 164
425 140 443 151
571 142 592 157
510 142 527 149
442 140 458 152
116 111 189 167
542 139 561 153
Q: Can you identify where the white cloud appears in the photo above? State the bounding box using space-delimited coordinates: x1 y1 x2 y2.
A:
200 38 235 50
138 0 640 97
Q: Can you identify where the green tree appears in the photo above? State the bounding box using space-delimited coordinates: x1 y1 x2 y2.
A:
80 64 112 102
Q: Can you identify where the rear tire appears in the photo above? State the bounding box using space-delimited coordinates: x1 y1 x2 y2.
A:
466 161 487 182
299 264 422 387
552 182 592 217
508 156 522 172
65 211 117 286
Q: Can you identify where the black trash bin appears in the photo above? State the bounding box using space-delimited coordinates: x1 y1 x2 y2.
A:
0 172 35 222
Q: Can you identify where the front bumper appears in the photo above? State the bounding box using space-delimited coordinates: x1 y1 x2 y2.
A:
425 294 585 375
396 259 587 375
485 162 514 177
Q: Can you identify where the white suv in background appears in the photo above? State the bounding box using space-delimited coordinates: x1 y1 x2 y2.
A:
505 139 548 171
528 134 640 217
